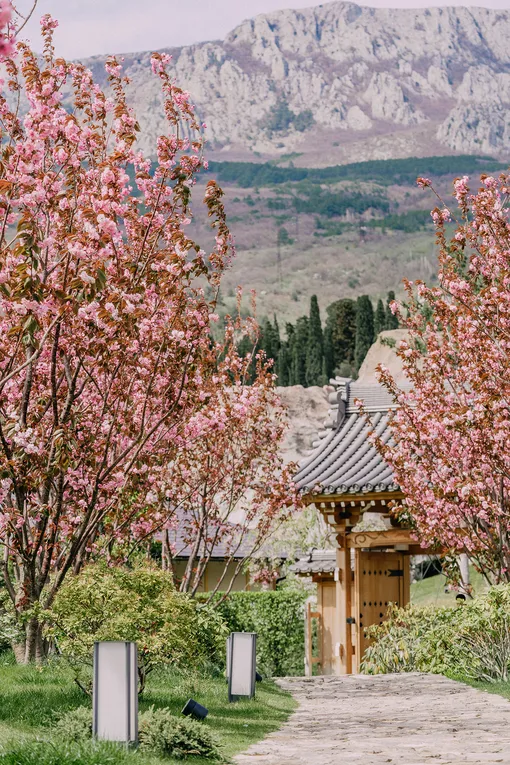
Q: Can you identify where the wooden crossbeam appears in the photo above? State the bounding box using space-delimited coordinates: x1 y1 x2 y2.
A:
347 529 415 548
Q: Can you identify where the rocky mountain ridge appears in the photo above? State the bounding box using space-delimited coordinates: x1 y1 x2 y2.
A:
85 1 510 164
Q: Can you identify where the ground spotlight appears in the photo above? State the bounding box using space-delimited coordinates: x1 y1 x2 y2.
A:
182 698 209 720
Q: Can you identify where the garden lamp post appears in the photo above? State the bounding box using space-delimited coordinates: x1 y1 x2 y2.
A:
227 632 257 702
93 641 138 744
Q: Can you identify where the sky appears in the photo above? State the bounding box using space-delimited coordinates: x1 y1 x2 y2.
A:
18 0 510 59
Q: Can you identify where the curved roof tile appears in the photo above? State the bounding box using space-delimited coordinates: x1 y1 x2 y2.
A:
294 379 404 496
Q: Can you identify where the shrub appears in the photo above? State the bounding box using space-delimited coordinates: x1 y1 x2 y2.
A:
362 585 510 682
46 565 227 692
360 603 460 676
0 739 129 765
201 590 306 677
53 707 92 743
53 707 222 761
139 707 222 760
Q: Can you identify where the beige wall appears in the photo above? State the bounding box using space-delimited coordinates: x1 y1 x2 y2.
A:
172 560 250 592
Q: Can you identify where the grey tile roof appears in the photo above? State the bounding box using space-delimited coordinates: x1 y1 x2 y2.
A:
294 378 405 496
167 517 256 560
290 549 336 575
166 511 288 561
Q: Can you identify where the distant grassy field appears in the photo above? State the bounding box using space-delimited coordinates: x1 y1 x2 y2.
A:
411 567 489 607
0 658 296 764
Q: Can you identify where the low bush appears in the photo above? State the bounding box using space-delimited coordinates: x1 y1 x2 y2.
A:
53 706 92 742
201 590 306 677
46 565 227 693
362 585 510 682
139 707 222 760
0 739 130 765
53 706 222 761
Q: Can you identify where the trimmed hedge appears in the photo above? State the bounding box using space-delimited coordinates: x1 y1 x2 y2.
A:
199 591 306 677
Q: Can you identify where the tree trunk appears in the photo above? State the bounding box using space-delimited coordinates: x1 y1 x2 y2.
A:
13 617 48 664
459 553 470 596
12 641 26 664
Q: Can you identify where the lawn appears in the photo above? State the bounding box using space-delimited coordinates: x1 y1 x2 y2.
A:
0 654 296 764
460 678 510 704
411 566 489 607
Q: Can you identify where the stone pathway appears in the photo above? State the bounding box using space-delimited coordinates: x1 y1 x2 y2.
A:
235 674 510 765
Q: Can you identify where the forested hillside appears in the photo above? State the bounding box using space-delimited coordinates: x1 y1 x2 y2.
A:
193 155 506 325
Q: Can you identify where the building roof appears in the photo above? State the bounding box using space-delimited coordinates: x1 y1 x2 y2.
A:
167 519 255 561
166 511 287 561
290 549 336 575
294 378 404 497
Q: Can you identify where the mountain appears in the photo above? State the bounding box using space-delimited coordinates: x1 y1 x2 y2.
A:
84 1 510 164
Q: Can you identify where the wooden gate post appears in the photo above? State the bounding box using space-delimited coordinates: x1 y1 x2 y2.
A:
304 599 312 677
335 542 352 675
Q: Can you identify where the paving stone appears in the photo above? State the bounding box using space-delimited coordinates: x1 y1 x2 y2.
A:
234 674 510 765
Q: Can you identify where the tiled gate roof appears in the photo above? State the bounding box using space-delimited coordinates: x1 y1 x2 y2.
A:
294 378 403 496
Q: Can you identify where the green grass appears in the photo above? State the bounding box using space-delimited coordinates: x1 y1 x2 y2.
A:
456 677 510 704
411 566 489 607
0 656 296 764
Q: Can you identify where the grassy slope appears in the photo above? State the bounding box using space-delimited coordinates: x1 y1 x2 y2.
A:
189 155 508 325
0 659 296 764
410 567 489 607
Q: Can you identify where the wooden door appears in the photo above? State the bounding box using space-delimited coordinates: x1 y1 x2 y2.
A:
354 550 408 669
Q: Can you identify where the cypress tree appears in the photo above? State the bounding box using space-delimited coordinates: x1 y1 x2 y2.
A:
385 290 399 330
374 298 386 336
292 316 309 386
324 298 357 374
354 295 375 370
273 315 281 354
323 324 334 380
277 345 290 386
306 295 324 386
285 323 296 385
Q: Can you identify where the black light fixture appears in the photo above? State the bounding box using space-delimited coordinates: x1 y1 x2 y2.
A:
182 699 209 720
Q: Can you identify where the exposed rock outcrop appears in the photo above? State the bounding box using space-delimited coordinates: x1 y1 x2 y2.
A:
83 2 510 162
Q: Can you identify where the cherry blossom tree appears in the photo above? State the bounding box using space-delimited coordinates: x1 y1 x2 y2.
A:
0 18 236 660
376 172 510 584
159 309 299 600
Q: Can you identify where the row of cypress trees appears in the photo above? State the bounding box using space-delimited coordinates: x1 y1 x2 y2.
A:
240 292 398 387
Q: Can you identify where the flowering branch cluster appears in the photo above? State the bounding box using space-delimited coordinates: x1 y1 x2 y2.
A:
161 304 299 599
377 172 510 582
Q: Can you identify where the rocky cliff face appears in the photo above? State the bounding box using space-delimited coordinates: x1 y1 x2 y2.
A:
85 1 510 163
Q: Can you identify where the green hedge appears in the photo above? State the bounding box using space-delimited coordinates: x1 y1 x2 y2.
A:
199 591 306 677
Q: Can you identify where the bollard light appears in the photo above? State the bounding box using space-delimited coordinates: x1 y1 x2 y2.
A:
93 641 138 744
182 698 209 720
227 632 257 703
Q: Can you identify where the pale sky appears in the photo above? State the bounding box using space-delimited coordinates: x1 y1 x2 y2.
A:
18 0 510 59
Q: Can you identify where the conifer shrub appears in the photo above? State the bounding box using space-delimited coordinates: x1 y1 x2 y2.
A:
139 707 222 760
52 707 222 761
53 707 92 743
